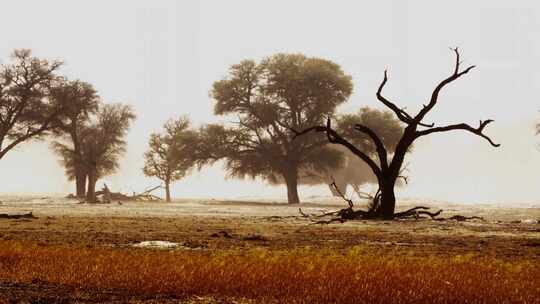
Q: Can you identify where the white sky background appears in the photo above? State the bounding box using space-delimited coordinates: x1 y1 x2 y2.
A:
1 0 539 205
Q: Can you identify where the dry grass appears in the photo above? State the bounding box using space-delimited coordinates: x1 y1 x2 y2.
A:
0 240 538 303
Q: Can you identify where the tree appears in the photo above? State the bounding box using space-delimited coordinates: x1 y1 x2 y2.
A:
143 117 197 202
268 107 406 198
294 49 499 219
55 103 135 202
200 54 353 204
331 107 406 196
0 49 64 160
50 79 100 197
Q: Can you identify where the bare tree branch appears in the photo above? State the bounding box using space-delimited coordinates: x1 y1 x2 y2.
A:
291 118 382 179
394 206 443 219
292 49 498 219
0 107 62 159
329 181 354 208
376 71 434 128
350 184 375 200
353 123 388 169
414 48 476 124
415 119 500 147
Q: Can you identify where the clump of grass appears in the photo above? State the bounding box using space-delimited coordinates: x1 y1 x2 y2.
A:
0 241 538 303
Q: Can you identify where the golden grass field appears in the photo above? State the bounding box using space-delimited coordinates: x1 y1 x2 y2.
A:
0 240 539 303
0 197 539 303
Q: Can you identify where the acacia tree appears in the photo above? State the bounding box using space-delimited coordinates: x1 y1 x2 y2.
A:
55 103 135 202
0 49 64 160
143 117 197 202
50 79 100 197
84 104 135 202
201 54 353 204
294 49 499 219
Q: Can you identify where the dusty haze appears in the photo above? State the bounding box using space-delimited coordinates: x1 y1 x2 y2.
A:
1 1 539 205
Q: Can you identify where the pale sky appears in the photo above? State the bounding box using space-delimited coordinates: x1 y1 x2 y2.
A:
1 1 539 205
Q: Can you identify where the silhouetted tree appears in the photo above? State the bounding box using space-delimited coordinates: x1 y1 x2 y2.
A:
143 117 197 202
269 108 406 197
0 49 64 160
55 103 135 202
50 79 100 197
332 107 405 195
294 49 499 219
199 54 353 204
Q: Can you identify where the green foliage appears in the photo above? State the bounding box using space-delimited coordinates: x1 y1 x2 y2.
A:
51 141 78 181
49 79 100 181
54 103 135 180
50 79 100 135
205 53 353 184
336 107 404 154
272 108 405 191
0 49 64 159
82 103 135 178
143 117 197 183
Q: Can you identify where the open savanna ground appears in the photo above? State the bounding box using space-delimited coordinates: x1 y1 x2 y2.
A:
0 196 539 303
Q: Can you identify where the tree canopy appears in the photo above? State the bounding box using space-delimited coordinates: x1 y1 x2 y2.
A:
197 53 353 203
336 107 403 154
54 103 135 202
0 49 64 159
50 78 100 196
269 107 406 197
143 117 198 202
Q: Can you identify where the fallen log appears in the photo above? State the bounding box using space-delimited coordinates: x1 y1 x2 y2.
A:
89 184 163 203
0 212 37 219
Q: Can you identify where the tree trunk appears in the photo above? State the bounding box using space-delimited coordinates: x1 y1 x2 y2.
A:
376 135 410 219
378 180 396 219
75 168 87 197
86 168 97 203
165 181 171 202
283 169 300 204
70 127 86 197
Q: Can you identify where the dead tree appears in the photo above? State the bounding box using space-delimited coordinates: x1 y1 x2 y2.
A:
293 49 499 220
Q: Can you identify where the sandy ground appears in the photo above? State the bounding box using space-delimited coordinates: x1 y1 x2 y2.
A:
0 195 539 302
1 194 539 219
0 195 538 255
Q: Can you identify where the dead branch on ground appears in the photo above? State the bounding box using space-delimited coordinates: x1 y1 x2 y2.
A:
0 212 37 219
87 184 163 203
298 181 485 224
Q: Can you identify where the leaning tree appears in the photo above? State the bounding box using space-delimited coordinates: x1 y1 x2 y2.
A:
294 49 499 219
202 53 353 204
0 49 64 160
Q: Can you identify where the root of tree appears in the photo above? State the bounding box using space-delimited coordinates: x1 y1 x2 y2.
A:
299 183 485 224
